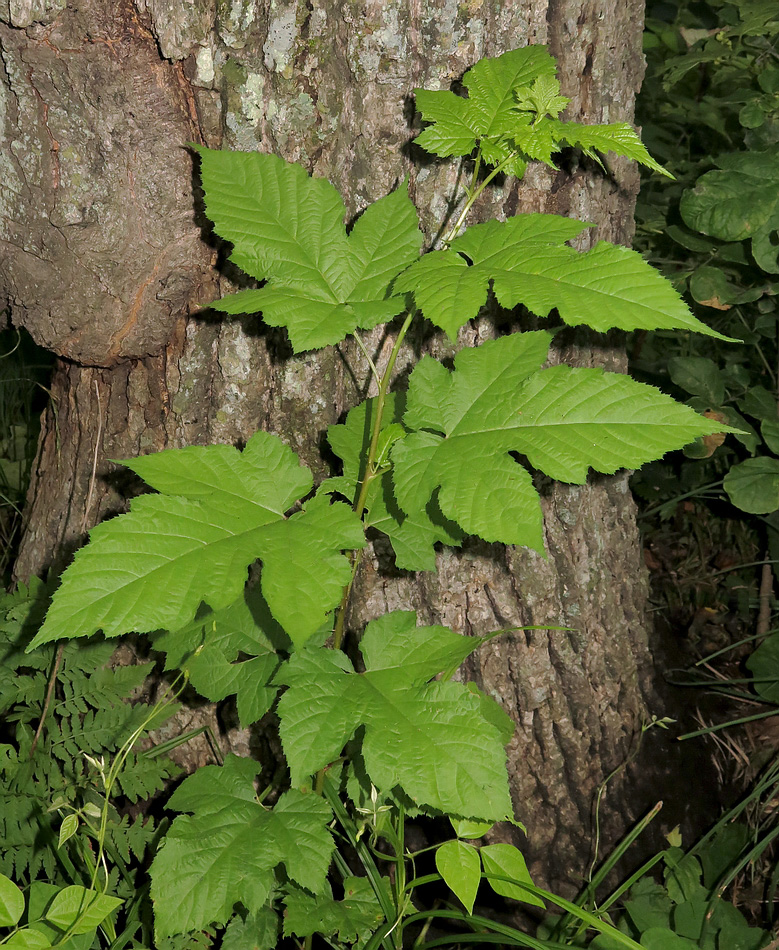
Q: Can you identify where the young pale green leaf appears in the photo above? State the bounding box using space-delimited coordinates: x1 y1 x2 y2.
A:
413 46 668 182
195 146 422 352
396 214 733 342
0 872 25 927
435 840 482 914
276 611 513 822
283 877 388 943
150 755 334 937
392 334 736 548
325 394 463 570
461 46 558 140
30 432 364 651
413 47 556 163
480 843 544 908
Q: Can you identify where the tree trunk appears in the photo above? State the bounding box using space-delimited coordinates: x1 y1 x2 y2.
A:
2 0 673 888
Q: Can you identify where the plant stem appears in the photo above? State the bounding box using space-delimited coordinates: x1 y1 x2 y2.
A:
441 150 520 247
332 310 416 651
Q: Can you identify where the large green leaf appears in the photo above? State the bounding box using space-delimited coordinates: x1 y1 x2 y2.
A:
435 840 481 914
324 394 463 570
391 333 734 549
680 149 779 242
723 457 779 513
275 610 513 822
30 432 365 650
395 215 732 342
150 756 334 936
195 147 422 352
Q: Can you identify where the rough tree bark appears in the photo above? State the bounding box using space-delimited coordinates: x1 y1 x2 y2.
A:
1 0 679 888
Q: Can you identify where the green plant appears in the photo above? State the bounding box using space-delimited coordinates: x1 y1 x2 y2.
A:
21 45 734 948
0 580 186 949
633 0 779 521
538 803 770 950
0 329 53 581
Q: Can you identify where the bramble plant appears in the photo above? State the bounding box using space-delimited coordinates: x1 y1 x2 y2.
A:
21 45 738 949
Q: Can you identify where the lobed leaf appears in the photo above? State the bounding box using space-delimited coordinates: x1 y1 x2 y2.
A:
413 46 669 181
151 756 334 937
275 611 513 822
397 214 733 342
283 877 388 943
392 333 737 549
31 432 364 651
153 587 282 728
195 147 422 352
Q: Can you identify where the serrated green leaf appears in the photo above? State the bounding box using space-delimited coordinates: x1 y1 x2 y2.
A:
551 120 673 177
435 840 481 913
413 89 477 157
392 334 735 547
0 872 25 927
397 215 730 342
222 907 280 950
283 877 388 943
681 149 779 242
150 756 334 937
31 432 364 650
462 46 558 140
276 611 512 822
723 457 779 513
413 46 667 181
195 147 422 351
515 74 570 119
152 588 281 727
326 394 463 570
480 843 544 908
